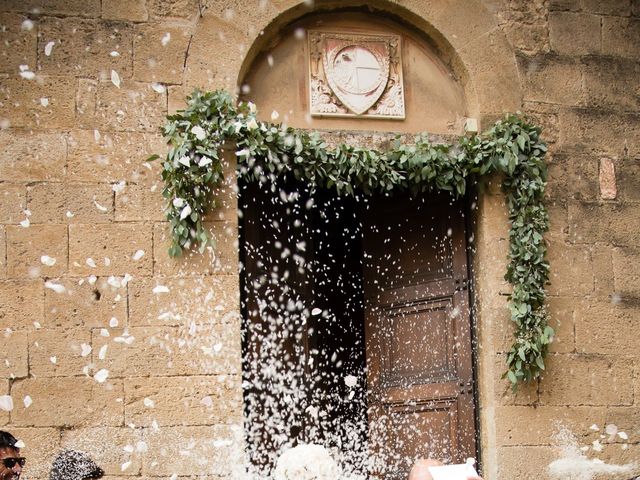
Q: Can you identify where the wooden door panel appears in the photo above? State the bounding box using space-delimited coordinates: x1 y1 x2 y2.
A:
362 192 476 478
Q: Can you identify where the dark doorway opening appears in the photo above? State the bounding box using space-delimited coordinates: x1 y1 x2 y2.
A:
239 176 477 478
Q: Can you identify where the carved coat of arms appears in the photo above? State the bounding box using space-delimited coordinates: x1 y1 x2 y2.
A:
308 31 405 119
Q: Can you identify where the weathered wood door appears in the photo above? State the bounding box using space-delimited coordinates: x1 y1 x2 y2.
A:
362 192 476 479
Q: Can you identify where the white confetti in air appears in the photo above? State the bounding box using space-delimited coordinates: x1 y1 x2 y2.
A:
344 375 357 388
109 317 119 328
123 444 134 453
19 69 35 80
191 125 206 140
618 431 628 440
198 156 212 167
605 424 617 436
201 396 213 408
45 281 66 294
0 396 14 412
20 218 30 228
591 439 603 452
110 69 121 88
13 440 25 449
143 398 155 408
100 328 110 337
88 275 97 285
110 51 120 57
44 41 55 56
80 344 92 357
136 441 148 453
66 211 74 218
94 201 108 212
120 461 131 472
21 19 34 31
589 424 599 431
49 356 57 364
41 255 57 266
94 369 109 383
151 83 165 93
23 396 32 408
161 32 171 46
98 344 108 360
179 204 192 220
112 180 126 193
311 308 322 316
40 97 49 107
132 250 145 261
86 258 96 268
271 110 280 121
107 276 122 288
152 285 170 294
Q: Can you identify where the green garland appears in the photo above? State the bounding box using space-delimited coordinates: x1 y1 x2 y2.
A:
150 89 552 389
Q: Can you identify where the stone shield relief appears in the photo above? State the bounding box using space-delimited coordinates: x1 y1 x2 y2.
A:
308 31 405 119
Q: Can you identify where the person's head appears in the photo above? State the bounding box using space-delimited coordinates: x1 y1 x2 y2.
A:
49 450 103 480
0 431 25 480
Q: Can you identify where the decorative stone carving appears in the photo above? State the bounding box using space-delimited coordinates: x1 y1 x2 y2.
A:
308 31 405 119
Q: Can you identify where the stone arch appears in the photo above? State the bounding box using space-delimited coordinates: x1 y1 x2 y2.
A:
184 0 523 123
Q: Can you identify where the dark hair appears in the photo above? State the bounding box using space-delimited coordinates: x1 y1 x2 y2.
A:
0 431 18 450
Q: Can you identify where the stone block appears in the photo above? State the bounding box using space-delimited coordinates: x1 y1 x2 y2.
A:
128 275 239 327
37 18 133 79
141 425 244 477
92 324 241 378
0 279 43 331
0 0 101 16
61 427 143 476
583 57 640 111
8 427 61 480
540 354 633 405
69 223 153 276
568 202 640 246
575 298 638 355
591 244 614 297
28 327 91 377
115 183 165 222
76 78 98 127
124 375 243 426
6 224 68 277
497 446 557 480
546 296 575 353
549 12 601 55
546 240 593 296
546 152 599 202
602 17 640 59
582 0 631 15
67 129 165 184
93 80 167 132
560 108 640 157
102 0 148 22
546 201 568 240
27 183 114 224
148 0 200 20
133 25 191 84
44 276 127 329
495 405 606 446
0 13 37 74
617 158 640 201
10 376 124 427
612 247 640 297
153 222 239 276
517 54 582 105
0 330 29 378
0 183 27 224
0 75 76 129
0 130 67 181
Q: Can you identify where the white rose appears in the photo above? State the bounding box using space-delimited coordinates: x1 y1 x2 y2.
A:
191 125 206 140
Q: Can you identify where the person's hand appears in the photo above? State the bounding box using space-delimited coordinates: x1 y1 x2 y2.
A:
408 459 443 480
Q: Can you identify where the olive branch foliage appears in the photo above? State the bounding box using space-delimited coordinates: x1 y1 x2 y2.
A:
151 89 552 389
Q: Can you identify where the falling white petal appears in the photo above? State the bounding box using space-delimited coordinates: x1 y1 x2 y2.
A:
111 70 121 88
152 285 170 294
23 396 32 408
80 344 92 357
45 281 66 294
132 250 145 261
94 369 109 383
0 396 13 412
41 255 57 266
44 41 55 56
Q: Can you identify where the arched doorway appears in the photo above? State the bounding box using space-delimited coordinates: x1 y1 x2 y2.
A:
237 8 478 479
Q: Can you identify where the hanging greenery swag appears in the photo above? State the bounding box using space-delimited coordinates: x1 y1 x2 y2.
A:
149 89 552 389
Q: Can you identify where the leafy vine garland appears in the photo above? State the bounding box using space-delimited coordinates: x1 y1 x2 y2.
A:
151 89 552 389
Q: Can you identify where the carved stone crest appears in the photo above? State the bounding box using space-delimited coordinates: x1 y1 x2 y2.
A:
308 31 405 119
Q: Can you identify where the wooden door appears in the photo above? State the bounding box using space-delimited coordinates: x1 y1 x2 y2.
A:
362 192 476 479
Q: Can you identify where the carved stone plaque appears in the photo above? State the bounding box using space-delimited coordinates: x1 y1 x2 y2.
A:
308 31 405 119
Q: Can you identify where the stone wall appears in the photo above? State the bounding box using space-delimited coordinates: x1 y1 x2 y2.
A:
0 1 638 479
